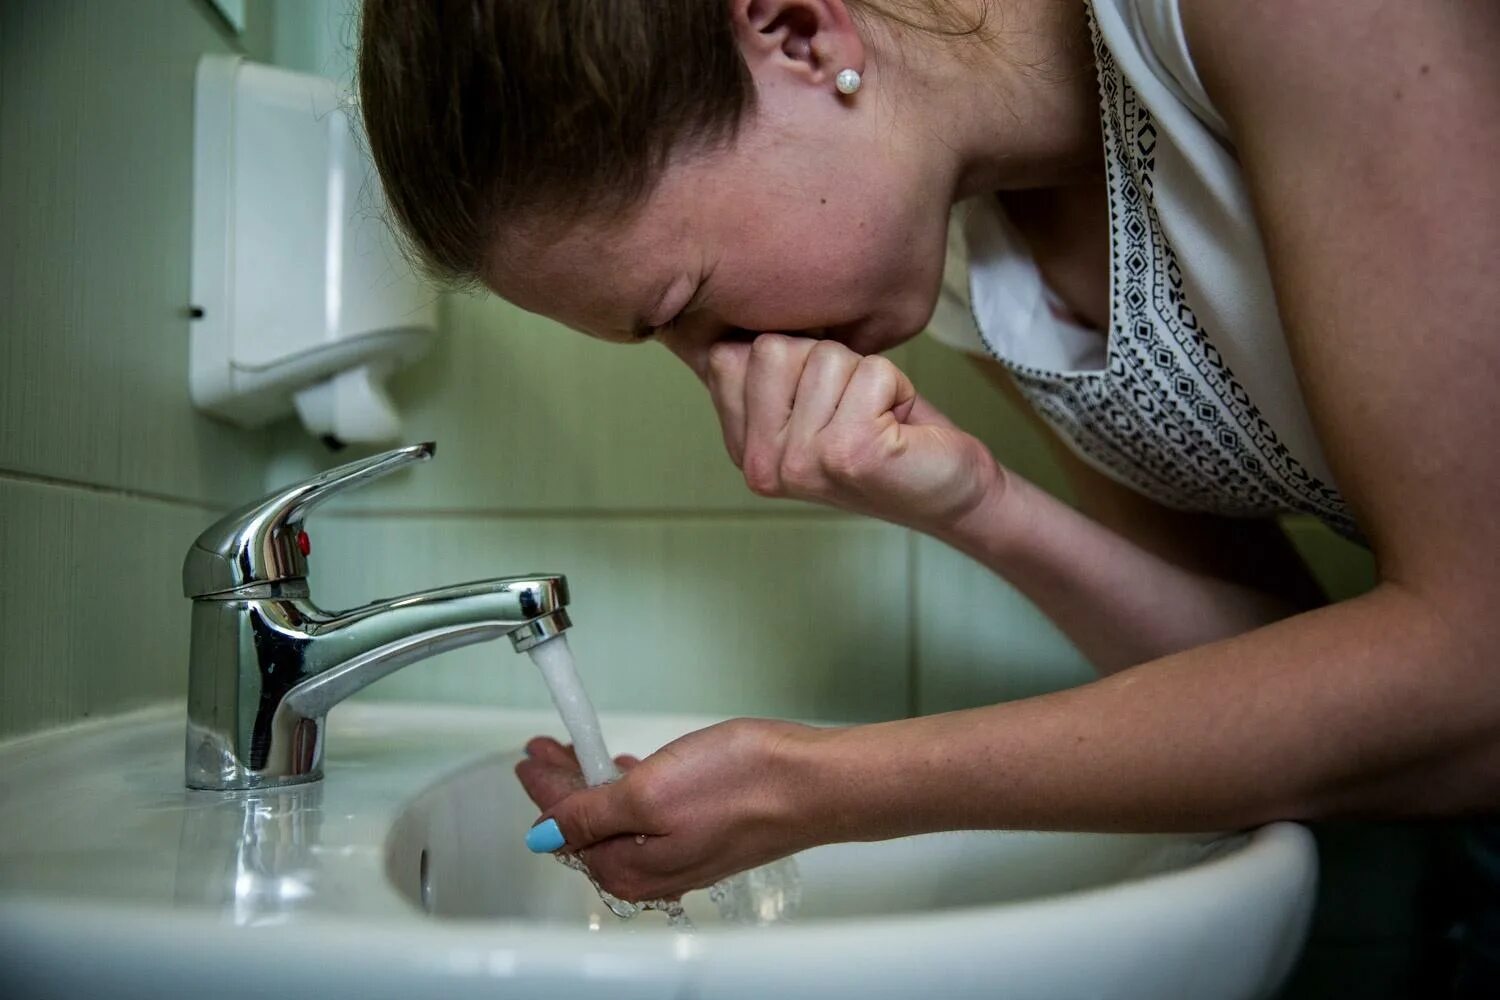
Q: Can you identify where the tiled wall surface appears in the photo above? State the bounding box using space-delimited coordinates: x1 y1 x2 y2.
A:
0 0 1100 740
311 511 912 722
267 291 1095 723
0 0 1376 743
0 0 274 736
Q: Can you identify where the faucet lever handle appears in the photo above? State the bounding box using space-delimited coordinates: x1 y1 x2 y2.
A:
183 442 435 598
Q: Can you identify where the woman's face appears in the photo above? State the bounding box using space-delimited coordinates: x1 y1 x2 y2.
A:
484 47 955 378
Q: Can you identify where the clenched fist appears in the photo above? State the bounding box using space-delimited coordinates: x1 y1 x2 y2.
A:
701 333 1000 532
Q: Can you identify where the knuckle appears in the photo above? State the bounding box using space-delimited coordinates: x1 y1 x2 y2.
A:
778 452 820 492
857 354 898 384
719 717 756 743
744 476 780 499
809 339 853 367
749 332 789 363
741 452 782 497
705 343 738 380
821 437 871 484
567 811 597 849
622 780 661 826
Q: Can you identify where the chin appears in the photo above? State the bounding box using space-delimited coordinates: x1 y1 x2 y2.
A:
836 324 916 357
832 290 937 355
876 296 941 355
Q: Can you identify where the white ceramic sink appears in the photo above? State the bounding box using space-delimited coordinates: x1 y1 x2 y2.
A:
0 703 1316 999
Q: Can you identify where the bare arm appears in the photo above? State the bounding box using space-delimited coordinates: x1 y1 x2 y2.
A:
941 356 1326 674
808 0 1500 834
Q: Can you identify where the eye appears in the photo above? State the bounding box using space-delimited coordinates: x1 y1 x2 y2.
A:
634 314 677 342
636 276 706 343
637 304 690 342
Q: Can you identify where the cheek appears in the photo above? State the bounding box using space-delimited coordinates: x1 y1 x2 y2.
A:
715 216 917 329
816 192 947 315
699 148 948 338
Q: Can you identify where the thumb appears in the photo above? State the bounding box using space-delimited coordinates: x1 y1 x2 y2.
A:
840 357 956 431
526 781 636 853
903 393 961 431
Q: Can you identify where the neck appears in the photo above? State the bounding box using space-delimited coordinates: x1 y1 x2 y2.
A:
873 0 1102 199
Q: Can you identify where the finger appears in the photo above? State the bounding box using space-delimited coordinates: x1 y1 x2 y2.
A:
831 355 917 425
742 335 818 491
785 340 861 450
524 736 579 769
704 341 752 466
531 779 645 853
906 394 961 431
515 757 585 812
615 754 642 770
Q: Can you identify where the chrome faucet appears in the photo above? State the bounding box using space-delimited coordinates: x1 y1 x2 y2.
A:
182 442 570 791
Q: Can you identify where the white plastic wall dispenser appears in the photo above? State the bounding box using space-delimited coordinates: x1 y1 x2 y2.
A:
190 55 436 444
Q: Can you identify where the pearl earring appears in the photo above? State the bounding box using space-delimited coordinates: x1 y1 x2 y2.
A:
835 68 862 95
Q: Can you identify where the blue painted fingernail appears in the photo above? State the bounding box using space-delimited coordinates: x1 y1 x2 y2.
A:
525 818 565 853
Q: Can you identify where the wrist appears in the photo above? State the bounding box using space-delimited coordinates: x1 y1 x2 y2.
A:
773 719 934 846
928 454 1026 560
770 722 864 848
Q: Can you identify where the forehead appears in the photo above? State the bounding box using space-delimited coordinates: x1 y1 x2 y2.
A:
481 163 712 340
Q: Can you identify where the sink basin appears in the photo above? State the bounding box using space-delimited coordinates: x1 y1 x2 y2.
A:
0 703 1316 999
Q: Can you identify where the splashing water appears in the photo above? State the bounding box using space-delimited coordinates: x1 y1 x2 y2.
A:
525 635 800 928
554 852 694 929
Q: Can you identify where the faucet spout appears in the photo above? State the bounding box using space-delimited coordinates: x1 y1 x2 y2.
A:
185 574 569 791
282 576 570 718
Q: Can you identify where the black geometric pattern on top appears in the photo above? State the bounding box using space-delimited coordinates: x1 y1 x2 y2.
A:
971 9 1360 540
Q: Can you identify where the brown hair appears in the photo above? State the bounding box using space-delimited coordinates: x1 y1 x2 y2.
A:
358 1 985 287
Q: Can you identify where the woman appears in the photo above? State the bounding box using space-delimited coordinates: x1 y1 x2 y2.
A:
357 0 1498 981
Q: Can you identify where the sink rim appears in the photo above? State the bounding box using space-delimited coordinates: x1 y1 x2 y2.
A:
381 742 1301 932
384 817 1311 940
0 702 1318 998
0 701 1318 938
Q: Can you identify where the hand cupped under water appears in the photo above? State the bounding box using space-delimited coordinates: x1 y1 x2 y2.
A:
515 718 824 902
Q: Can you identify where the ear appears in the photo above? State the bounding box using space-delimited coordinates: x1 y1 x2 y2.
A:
731 0 865 89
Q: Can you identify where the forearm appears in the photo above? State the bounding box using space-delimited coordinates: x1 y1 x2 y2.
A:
794 583 1499 840
932 469 1307 673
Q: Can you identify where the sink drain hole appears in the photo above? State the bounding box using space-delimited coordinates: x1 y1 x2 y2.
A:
419 848 433 912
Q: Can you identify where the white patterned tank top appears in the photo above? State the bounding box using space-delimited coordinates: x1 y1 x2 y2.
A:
926 0 1362 541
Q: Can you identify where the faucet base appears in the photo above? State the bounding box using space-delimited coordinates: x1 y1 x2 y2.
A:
185 715 326 792
184 574 571 791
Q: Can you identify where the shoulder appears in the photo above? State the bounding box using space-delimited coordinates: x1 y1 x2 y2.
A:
1169 0 1499 563
1176 0 1499 134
